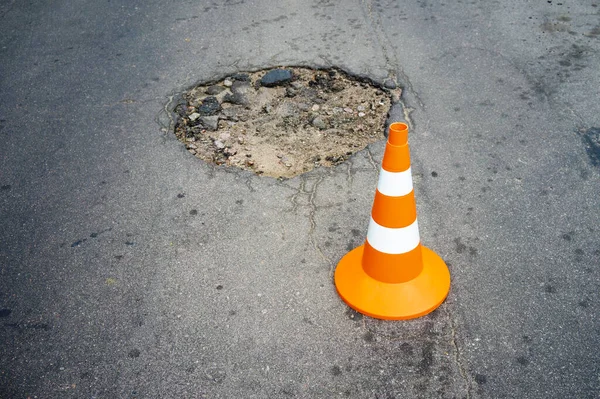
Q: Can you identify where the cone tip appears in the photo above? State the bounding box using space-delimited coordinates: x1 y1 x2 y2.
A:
388 122 409 146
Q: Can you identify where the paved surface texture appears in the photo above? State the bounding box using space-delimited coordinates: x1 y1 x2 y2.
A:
1 1 599 398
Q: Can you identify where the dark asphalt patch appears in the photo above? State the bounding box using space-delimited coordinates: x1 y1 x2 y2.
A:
581 127 600 166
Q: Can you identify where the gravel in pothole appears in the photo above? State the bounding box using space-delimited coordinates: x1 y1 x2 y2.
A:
174 67 400 178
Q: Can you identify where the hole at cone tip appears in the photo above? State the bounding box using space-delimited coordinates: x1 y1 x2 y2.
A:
172 66 402 179
388 122 409 146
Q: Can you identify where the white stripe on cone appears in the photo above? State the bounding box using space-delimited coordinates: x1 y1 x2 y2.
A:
366 217 421 254
377 168 414 197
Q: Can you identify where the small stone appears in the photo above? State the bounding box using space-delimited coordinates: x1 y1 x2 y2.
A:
260 69 293 87
238 136 245 144
357 105 366 112
214 140 225 149
383 79 397 89
213 89 231 103
285 87 297 97
291 81 303 89
231 80 249 94
224 148 237 156
128 349 141 358
333 107 343 114
206 85 225 95
223 79 233 87
223 92 248 106
186 143 198 149
246 160 255 166
246 153 252 157
188 149 197 154
312 116 327 130
344 107 353 114
188 112 200 121
278 102 298 118
285 162 292 168
219 132 231 141
311 104 320 112
297 103 310 112
230 73 250 82
276 154 283 159
358 112 366 117
198 96 221 115
331 82 345 92
200 115 219 131
221 107 240 121
175 103 188 117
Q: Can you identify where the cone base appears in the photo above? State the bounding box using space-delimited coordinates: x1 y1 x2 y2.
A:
334 245 450 320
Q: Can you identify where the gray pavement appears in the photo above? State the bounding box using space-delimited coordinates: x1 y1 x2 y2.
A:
1 0 599 398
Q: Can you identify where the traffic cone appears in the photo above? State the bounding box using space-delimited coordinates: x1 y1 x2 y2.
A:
334 122 450 320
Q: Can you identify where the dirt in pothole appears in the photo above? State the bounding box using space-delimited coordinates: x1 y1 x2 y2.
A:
173 67 400 178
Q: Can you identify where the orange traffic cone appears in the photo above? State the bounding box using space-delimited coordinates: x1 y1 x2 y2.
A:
334 122 450 320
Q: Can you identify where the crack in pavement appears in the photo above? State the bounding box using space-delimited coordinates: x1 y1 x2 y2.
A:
285 179 303 214
399 99 416 130
306 175 323 234
361 0 425 109
244 176 255 193
345 158 354 189
444 304 473 399
305 175 334 275
285 173 335 274
365 145 380 171
157 92 182 132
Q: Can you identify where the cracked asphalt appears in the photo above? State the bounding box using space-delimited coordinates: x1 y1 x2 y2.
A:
1 0 599 398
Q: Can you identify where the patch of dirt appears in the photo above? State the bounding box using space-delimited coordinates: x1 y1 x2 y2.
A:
173 67 399 178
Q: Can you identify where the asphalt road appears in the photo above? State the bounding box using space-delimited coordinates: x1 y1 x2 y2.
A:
1 0 599 398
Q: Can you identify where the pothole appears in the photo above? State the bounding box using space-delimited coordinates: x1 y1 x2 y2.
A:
173 67 400 178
